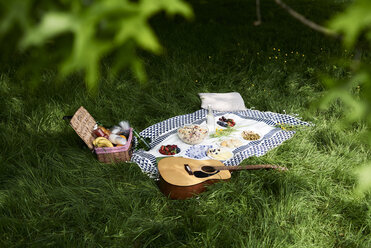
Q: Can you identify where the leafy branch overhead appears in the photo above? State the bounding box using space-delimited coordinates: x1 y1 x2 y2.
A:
0 0 193 90
324 0 371 141
327 0 371 194
254 0 371 194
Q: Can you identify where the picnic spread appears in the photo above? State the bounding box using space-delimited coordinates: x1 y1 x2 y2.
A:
131 107 310 178
67 92 310 199
67 92 310 198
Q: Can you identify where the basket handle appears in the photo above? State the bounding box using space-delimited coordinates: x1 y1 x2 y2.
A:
63 115 73 121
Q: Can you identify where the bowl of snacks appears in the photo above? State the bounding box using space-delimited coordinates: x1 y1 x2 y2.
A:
159 144 180 156
177 124 209 145
241 130 260 141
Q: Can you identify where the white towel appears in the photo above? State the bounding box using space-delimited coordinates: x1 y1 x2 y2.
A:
199 92 247 111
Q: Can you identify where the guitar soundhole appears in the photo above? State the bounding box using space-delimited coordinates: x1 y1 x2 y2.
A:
194 170 219 178
192 166 219 178
201 166 217 173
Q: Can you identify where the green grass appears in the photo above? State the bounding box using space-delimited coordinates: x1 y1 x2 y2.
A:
1 0 370 247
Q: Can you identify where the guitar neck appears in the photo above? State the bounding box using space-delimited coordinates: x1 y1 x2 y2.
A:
212 164 287 171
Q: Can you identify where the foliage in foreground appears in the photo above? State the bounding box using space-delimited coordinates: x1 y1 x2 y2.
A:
324 0 371 193
0 0 193 90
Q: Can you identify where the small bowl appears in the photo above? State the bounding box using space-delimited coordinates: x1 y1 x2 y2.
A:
177 124 209 145
185 145 213 159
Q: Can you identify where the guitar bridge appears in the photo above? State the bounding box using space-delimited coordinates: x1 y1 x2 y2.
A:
184 164 193 175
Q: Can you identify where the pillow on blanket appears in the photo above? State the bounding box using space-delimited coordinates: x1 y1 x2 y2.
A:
199 92 247 111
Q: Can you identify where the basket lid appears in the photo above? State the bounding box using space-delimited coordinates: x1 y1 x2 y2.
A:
69 106 96 150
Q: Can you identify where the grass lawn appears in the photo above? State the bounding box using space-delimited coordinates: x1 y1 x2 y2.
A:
0 0 370 247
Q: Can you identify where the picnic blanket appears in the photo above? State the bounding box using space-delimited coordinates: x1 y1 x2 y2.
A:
131 109 310 178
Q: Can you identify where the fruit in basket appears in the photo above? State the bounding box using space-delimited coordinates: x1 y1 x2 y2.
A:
159 145 180 155
93 127 109 139
93 137 114 148
112 134 127 146
109 134 127 146
99 126 111 136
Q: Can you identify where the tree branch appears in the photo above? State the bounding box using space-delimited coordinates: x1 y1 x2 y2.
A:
254 0 262 26
274 0 339 37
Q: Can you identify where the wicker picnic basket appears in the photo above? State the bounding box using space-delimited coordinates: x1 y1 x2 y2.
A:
69 106 133 163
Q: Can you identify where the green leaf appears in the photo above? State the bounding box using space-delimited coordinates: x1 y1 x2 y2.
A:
21 12 77 48
140 0 193 19
115 17 162 53
328 0 371 48
355 163 371 195
131 58 147 84
135 23 162 53
160 0 194 18
319 87 367 123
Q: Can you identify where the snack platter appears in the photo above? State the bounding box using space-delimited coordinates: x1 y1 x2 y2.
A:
146 113 276 161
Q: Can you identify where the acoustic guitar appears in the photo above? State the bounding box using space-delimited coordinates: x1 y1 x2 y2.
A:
157 157 287 200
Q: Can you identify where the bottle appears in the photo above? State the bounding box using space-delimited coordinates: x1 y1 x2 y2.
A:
206 105 215 134
132 129 151 151
93 124 109 139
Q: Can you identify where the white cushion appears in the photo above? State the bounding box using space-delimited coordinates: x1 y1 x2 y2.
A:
199 92 247 111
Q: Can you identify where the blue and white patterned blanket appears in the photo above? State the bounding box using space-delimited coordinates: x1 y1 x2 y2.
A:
131 109 310 178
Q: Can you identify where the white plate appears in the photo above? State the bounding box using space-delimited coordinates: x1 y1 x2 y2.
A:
206 147 233 161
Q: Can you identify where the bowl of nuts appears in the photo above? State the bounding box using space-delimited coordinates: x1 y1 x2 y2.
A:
177 124 209 145
241 130 261 141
